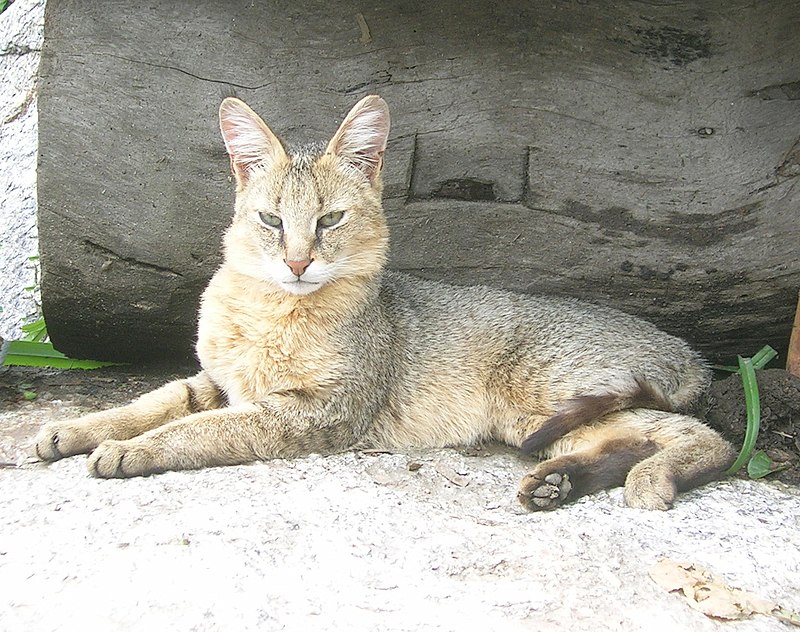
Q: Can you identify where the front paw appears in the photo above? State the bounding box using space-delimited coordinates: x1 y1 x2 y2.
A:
88 440 162 478
34 421 99 461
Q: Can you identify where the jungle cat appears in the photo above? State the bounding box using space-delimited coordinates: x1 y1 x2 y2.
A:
33 95 736 511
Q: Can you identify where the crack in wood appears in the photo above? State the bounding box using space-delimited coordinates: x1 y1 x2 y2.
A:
521 200 761 247
777 137 800 177
96 52 275 91
751 80 800 101
82 239 183 278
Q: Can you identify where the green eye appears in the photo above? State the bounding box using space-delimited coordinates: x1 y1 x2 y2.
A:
318 211 344 229
258 212 282 229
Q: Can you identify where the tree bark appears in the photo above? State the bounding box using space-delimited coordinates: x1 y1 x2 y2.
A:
37 0 800 363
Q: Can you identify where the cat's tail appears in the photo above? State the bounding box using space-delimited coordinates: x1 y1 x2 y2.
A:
519 378 674 456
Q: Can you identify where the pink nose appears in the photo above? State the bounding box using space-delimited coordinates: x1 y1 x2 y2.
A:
285 258 313 277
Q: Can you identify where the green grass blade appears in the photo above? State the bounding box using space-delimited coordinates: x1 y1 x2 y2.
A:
2 341 121 370
711 345 777 374
750 345 778 370
727 356 761 475
21 319 48 343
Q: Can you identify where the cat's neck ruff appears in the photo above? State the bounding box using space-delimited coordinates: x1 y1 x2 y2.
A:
211 264 381 326
196 263 381 404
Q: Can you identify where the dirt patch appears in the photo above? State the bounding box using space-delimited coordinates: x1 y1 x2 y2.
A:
703 368 800 485
0 364 196 409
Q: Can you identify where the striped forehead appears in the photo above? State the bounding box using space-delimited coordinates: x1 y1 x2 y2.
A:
277 157 322 220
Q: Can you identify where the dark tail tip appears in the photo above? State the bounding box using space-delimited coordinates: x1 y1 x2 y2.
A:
519 406 588 456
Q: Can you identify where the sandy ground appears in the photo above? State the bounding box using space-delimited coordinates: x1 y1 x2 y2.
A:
1 366 799 631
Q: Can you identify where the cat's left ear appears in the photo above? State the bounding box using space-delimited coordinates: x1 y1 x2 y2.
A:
219 97 288 190
326 95 390 184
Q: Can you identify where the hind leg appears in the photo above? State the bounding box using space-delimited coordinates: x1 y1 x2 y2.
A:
623 413 736 510
517 409 735 511
518 427 658 511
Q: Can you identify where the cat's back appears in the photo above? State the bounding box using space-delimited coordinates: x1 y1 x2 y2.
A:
379 270 670 345
378 270 706 388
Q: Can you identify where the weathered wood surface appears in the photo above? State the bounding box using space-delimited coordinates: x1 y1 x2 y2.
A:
38 0 800 362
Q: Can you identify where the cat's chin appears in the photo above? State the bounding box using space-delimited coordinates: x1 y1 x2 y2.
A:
278 279 324 296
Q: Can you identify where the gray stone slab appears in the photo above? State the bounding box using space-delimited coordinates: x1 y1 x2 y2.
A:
36 0 800 361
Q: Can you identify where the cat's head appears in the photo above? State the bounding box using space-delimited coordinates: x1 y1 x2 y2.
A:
218 96 391 296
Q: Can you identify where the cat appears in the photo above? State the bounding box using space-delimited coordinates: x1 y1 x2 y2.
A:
33 95 735 511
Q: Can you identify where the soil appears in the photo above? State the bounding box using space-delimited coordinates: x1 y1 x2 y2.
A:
0 364 192 411
703 368 800 485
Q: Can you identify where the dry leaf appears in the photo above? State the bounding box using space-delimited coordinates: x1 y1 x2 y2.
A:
649 558 795 624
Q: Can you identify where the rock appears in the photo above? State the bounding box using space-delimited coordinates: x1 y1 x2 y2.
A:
0 0 45 340
1 365 799 630
35 0 800 362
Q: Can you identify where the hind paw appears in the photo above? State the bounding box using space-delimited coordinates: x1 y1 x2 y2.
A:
624 465 676 510
518 471 573 511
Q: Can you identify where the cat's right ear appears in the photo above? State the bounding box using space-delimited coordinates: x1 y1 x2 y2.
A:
219 98 288 190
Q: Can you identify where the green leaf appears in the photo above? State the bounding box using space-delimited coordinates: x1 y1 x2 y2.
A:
750 345 778 370
21 318 48 342
22 390 38 401
774 606 800 626
2 341 122 370
727 356 761 475
747 450 792 479
747 451 773 479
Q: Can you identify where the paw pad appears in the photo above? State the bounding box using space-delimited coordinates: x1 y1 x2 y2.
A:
518 471 572 511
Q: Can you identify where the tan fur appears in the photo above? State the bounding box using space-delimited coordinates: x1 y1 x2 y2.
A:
33 96 735 509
